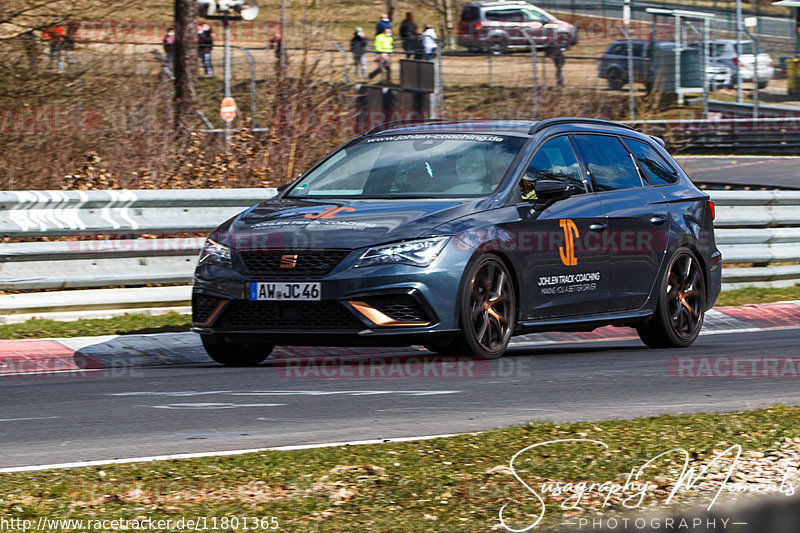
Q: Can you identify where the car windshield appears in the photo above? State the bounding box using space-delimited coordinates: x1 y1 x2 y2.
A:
286 133 526 199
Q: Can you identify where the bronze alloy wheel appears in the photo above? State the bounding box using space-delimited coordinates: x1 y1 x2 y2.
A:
637 248 706 348
666 253 705 340
424 255 516 358
468 258 513 353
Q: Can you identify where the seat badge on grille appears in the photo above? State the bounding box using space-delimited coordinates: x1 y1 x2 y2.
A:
280 254 298 269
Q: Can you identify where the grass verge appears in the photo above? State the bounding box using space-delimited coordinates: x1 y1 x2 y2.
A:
1 285 799 340
716 283 800 307
2 406 799 531
0 312 191 340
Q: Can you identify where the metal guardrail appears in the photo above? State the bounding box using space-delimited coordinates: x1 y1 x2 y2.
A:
0 189 796 322
626 117 800 154
713 190 800 289
0 189 276 323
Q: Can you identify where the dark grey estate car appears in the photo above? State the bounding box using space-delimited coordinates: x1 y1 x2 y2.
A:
193 118 721 366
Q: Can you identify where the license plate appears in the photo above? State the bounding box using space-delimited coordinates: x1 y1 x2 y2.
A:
249 282 321 301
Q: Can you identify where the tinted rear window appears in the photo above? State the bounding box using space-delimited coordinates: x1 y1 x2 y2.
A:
461 6 479 20
625 138 678 185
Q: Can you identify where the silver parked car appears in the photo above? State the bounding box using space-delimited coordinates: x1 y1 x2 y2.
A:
706 39 774 88
457 1 578 55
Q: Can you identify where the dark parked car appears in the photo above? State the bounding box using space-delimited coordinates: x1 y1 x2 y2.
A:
193 118 722 366
457 1 578 54
598 40 732 91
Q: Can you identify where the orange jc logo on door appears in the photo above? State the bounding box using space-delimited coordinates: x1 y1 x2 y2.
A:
305 206 357 219
559 219 579 266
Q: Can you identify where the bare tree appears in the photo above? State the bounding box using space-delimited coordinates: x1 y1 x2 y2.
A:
386 0 396 23
173 0 199 134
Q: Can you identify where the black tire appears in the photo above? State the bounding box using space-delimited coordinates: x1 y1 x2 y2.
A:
433 254 516 359
201 336 274 367
606 69 624 90
637 249 706 349
488 39 506 56
424 341 468 355
757 80 768 89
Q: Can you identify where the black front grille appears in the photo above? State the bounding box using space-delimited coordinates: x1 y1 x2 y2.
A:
215 300 365 331
239 250 349 276
193 294 223 324
362 295 431 323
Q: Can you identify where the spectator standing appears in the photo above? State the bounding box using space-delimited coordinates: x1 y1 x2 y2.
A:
375 13 391 37
61 22 80 74
163 26 176 63
370 27 393 82
42 24 64 72
421 24 438 61
350 27 368 79
544 42 565 87
270 32 283 60
399 12 418 59
197 23 214 76
21 29 39 68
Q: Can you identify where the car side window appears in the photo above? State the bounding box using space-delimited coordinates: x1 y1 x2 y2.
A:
632 42 644 56
506 9 525 22
624 138 679 185
520 136 587 201
525 7 549 22
486 10 516 21
573 134 643 191
608 43 624 55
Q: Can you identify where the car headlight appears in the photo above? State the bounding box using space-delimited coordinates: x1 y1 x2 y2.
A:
354 236 450 268
199 238 232 266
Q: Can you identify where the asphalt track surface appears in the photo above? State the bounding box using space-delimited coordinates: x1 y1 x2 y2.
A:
2 328 799 469
676 156 800 190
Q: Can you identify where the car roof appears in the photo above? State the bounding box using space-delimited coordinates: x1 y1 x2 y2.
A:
710 39 754 44
368 119 537 137
465 1 531 7
364 118 642 139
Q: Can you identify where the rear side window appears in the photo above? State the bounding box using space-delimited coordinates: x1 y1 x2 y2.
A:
525 7 551 21
573 134 643 191
461 6 479 20
624 138 678 185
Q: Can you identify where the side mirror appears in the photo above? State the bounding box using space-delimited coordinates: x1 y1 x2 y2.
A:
532 180 575 211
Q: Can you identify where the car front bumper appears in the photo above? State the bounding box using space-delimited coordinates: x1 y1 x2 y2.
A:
191 243 473 345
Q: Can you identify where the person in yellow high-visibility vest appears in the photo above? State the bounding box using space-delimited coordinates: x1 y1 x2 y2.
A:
370 28 393 82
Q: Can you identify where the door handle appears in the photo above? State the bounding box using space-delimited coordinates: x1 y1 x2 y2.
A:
588 223 608 231
649 215 667 225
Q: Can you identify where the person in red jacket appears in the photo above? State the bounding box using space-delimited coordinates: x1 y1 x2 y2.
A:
42 24 65 72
